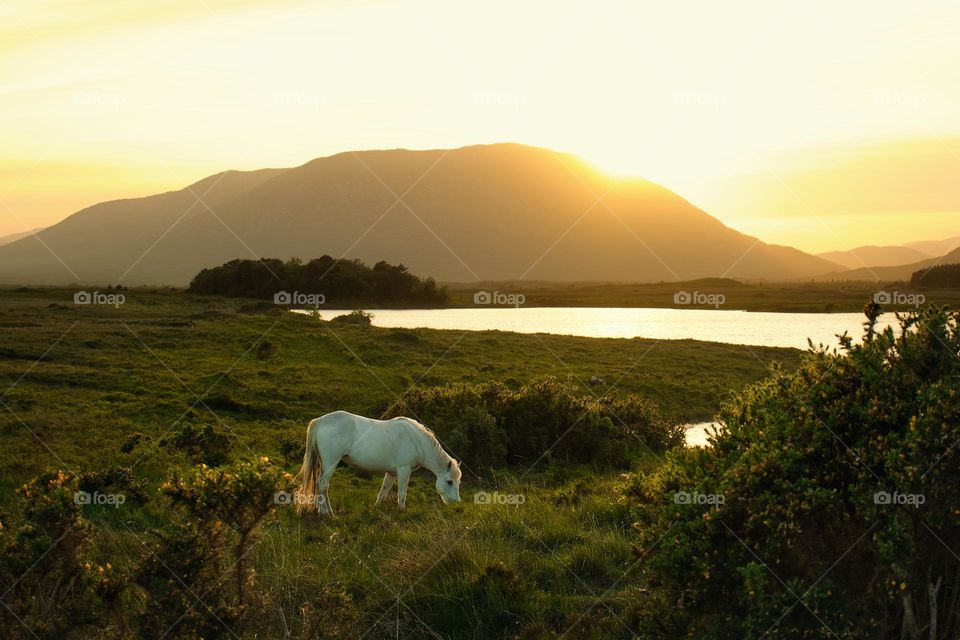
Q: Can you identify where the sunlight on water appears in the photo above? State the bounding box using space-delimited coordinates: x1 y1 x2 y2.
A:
684 422 721 447
298 307 897 349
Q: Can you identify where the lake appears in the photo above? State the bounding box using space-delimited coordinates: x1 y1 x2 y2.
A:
300 307 896 349
685 422 721 447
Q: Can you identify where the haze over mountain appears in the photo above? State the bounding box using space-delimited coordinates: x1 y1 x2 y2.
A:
817 245 933 270
813 246 960 283
0 144 842 286
903 235 960 258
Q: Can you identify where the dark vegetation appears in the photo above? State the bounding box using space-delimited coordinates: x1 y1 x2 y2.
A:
385 380 681 470
629 304 960 639
188 257 448 306
912 262 960 288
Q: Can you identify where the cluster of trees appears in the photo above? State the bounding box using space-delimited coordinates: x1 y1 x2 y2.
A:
384 377 683 470
187 257 448 305
911 263 960 288
629 303 960 639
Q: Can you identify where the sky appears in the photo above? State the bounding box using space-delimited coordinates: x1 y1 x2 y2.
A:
1 0 958 252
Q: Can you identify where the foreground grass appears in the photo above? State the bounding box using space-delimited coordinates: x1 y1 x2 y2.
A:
79 463 651 639
253 467 652 639
0 288 801 638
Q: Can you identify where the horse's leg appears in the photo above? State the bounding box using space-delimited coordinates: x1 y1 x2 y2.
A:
375 472 395 506
396 466 412 509
317 456 341 516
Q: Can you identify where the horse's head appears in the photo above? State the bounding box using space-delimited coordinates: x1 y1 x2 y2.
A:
436 458 462 503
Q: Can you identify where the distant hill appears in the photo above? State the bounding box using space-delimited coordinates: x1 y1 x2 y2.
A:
817 245 932 270
815 247 960 282
903 235 960 258
0 228 44 247
0 144 841 286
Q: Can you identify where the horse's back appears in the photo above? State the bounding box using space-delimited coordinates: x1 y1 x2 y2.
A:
312 410 394 447
310 411 423 471
310 411 366 447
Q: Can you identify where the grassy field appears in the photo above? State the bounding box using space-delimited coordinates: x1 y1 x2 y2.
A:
445 278 960 312
0 288 804 639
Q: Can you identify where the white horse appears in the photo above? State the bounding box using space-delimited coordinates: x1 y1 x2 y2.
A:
296 410 462 515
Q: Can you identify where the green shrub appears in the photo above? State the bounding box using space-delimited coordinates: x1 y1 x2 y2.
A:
161 457 293 604
330 309 374 325
161 422 233 466
386 377 677 471
133 522 242 640
386 383 507 469
0 471 117 639
629 303 960 639
78 466 148 505
599 394 683 451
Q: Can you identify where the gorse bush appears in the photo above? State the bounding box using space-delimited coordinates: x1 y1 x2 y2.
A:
161 457 293 605
629 303 960 640
133 522 243 640
0 471 112 639
160 422 234 466
187 256 448 305
384 377 679 472
0 459 292 640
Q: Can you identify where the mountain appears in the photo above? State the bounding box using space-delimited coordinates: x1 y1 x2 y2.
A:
817 245 933 270
0 228 44 247
0 144 841 286
814 247 960 282
903 235 960 258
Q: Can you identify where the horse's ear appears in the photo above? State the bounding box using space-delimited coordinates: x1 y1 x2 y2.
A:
447 460 452 471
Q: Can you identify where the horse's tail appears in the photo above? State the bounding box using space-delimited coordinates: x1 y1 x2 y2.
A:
296 418 322 513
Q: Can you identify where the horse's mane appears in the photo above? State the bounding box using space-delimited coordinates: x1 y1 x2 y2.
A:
404 417 452 463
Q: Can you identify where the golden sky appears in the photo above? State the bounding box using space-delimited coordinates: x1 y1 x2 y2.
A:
2 0 958 252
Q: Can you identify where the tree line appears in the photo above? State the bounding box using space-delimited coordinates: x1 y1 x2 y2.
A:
911 263 960 288
187 257 448 305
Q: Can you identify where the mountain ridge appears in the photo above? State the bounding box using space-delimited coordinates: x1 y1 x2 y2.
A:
0 143 842 286
817 245 933 270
